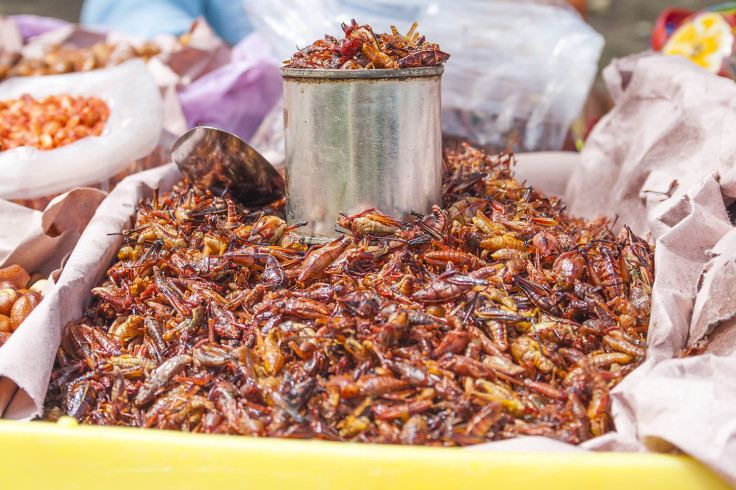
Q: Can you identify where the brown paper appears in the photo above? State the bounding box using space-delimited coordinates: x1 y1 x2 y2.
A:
493 54 736 485
565 53 736 240
146 57 190 136
158 18 231 86
0 188 107 273
0 168 178 418
19 24 107 59
690 227 736 345
0 17 22 54
558 52 736 486
0 188 107 415
0 377 17 417
0 199 37 259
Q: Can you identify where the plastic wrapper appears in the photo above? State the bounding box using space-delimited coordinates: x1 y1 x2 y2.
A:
249 98 286 173
9 14 68 41
0 59 163 201
177 32 282 142
245 0 603 152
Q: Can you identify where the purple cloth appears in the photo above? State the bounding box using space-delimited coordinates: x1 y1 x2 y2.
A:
177 32 282 141
9 15 70 41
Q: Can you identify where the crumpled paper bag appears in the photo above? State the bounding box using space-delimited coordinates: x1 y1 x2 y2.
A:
559 52 736 486
0 188 107 416
0 17 22 54
0 166 180 419
178 31 282 141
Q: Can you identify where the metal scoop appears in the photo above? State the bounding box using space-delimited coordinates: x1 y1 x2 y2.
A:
172 126 285 207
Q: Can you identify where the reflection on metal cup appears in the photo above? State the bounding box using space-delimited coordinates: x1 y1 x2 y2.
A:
281 66 443 242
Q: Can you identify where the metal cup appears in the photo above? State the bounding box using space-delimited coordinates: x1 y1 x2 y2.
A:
281 66 443 242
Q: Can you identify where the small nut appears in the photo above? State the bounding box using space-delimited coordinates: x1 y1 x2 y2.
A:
9 294 37 332
0 288 19 316
27 272 46 288
0 314 11 333
0 94 109 151
29 278 48 294
25 290 43 308
0 265 29 289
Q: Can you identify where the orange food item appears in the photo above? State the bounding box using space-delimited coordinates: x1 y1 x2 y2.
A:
0 265 45 346
0 94 110 152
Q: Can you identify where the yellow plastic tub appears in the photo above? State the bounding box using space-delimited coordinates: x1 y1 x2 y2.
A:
0 419 730 489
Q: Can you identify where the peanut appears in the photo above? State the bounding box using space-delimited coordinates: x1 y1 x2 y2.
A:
0 94 109 152
0 314 11 333
0 264 30 289
0 288 19 316
9 293 38 332
25 291 43 308
29 279 48 293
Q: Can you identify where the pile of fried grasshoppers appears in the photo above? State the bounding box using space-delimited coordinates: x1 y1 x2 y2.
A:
284 20 449 69
45 143 654 446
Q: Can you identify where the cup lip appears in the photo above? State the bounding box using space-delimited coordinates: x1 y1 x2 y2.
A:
280 65 444 80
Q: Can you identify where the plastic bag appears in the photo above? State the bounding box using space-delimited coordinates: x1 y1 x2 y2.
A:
245 0 603 152
0 58 163 200
244 0 342 61
8 14 69 41
177 32 283 141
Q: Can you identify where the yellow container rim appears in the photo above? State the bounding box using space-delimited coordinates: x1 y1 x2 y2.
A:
0 419 730 490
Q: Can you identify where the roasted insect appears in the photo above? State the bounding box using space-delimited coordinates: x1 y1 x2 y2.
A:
45 143 654 446
285 20 449 69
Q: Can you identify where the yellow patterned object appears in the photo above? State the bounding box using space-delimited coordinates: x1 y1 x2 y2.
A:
662 11 735 73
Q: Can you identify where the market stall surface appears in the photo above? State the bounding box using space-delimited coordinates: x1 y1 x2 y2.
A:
0 418 730 490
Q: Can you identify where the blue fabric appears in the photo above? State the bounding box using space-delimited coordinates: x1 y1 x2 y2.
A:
80 0 254 46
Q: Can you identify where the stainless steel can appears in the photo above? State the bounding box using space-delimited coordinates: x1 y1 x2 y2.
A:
281 66 443 242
